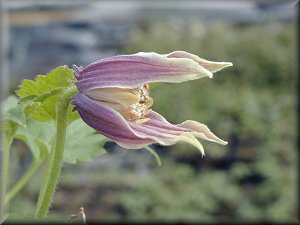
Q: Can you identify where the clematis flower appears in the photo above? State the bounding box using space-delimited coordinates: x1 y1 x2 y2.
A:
72 51 232 156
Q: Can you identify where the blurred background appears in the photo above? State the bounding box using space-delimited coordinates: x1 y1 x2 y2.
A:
1 0 298 223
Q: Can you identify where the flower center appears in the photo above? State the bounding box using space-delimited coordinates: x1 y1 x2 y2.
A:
85 84 153 124
126 84 153 123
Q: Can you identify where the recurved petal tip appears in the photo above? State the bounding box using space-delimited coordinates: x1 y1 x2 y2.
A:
179 120 229 146
208 62 233 73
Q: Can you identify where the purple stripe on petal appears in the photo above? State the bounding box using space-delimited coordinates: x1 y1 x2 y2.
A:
75 70 200 91
128 122 185 147
130 117 206 155
129 122 176 139
73 93 140 134
78 54 198 77
77 66 191 82
145 111 189 132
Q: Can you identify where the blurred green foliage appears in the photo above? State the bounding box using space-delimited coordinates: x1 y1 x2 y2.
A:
7 20 297 223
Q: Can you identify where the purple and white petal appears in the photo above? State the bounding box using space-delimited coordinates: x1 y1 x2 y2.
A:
73 93 188 149
72 93 154 149
74 52 232 92
145 111 227 145
72 93 224 155
128 121 206 155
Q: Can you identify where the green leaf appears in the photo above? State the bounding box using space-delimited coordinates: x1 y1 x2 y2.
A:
16 66 79 123
1 95 27 142
15 118 55 159
64 119 107 164
2 94 107 162
2 95 26 127
2 95 54 159
13 117 107 162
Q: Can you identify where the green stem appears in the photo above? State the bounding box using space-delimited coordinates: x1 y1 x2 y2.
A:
4 158 44 204
35 85 78 218
0 137 12 222
35 141 55 213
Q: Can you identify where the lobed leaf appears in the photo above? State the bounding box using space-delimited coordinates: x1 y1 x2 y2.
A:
15 118 54 159
14 118 107 163
64 119 107 164
16 66 79 123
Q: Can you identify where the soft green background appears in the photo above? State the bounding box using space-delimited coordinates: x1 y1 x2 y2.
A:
6 18 297 223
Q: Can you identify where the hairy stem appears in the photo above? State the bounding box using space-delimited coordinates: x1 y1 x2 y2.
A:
35 85 78 218
35 141 55 213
